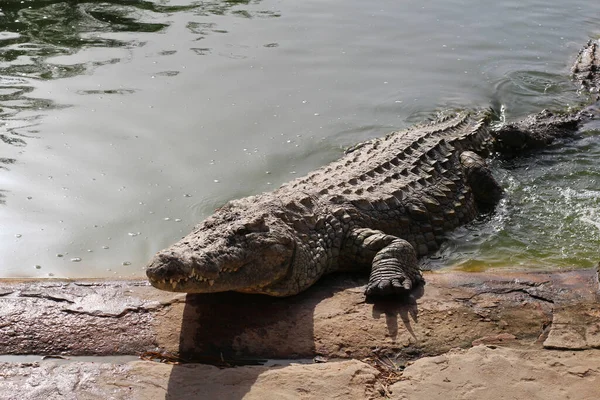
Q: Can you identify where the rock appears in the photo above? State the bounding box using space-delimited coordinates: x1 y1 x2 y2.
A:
0 269 599 399
471 333 517 346
0 269 598 359
0 360 381 400
390 346 600 400
544 325 588 350
586 323 600 348
543 304 600 350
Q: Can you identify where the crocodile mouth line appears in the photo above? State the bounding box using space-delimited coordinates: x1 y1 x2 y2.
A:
154 275 215 290
152 261 249 290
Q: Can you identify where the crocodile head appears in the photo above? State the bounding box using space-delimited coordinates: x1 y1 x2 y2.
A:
146 200 296 295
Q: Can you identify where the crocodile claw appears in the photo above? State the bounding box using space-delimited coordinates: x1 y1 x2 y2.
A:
365 274 413 297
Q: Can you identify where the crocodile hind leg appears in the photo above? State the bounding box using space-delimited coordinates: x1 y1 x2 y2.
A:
460 151 503 211
344 228 424 296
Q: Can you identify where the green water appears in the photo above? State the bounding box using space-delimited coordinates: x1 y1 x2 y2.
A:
1 0 600 278
425 128 600 271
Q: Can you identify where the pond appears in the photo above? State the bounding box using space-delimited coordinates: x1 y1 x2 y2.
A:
1 0 600 278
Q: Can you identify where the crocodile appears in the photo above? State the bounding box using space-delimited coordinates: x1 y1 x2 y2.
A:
146 39 600 297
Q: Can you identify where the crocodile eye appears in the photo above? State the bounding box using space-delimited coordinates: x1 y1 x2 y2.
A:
234 217 269 236
235 227 252 236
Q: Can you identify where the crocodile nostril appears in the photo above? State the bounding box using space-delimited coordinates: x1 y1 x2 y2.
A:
146 253 187 280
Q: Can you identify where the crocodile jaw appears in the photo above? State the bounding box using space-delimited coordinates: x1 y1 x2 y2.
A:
145 253 219 292
146 241 295 294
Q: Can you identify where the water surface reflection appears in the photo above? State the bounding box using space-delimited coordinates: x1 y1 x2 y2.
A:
0 0 599 278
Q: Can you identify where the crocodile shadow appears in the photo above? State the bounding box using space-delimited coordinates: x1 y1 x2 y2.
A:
164 274 421 399
369 285 424 342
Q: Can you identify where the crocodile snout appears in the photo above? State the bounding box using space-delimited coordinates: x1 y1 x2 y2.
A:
146 252 189 282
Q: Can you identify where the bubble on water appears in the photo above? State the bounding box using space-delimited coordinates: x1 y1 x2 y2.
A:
175 219 182 222
15 234 22 238
102 246 109 249
164 217 171 221
34 265 41 269
87 249 93 253
56 253 63 257
184 194 192 197
71 257 82 262
128 232 140 237
214 179 220 183
122 261 131 266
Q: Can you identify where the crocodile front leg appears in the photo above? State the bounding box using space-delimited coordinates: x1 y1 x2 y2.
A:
460 150 503 211
343 228 424 296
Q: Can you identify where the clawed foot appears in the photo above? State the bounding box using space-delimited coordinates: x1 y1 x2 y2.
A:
365 273 423 297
